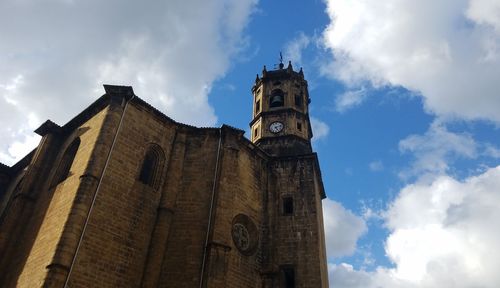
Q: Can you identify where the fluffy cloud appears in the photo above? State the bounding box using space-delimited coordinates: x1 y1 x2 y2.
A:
484 143 500 158
311 116 330 142
398 119 500 181
0 75 42 164
322 0 500 122
334 88 367 113
329 263 412 288
284 32 311 68
466 0 500 32
398 120 478 180
0 0 257 165
323 198 367 258
329 166 500 288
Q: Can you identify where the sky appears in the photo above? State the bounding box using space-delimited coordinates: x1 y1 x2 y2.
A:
1 0 500 287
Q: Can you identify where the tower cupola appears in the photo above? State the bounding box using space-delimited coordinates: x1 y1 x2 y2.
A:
249 62 313 156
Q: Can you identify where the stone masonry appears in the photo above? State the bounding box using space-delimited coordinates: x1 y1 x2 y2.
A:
0 64 328 287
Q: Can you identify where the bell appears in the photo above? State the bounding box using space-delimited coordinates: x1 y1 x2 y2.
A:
271 95 283 107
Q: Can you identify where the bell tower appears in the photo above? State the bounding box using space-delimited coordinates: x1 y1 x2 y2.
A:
250 61 313 156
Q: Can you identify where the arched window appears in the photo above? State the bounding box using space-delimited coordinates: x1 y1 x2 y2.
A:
270 89 284 108
138 144 165 189
51 138 80 187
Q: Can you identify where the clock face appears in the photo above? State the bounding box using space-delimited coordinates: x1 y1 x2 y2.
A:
269 121 284 133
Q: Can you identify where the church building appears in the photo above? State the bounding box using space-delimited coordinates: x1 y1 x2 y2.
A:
0 62 328 287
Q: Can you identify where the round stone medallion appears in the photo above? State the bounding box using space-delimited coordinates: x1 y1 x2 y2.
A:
231 214 258 255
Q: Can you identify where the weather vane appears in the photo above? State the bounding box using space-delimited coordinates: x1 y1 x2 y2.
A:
278 52 284 69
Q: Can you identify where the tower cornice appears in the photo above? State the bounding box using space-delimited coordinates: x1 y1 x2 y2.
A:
249 108 310 126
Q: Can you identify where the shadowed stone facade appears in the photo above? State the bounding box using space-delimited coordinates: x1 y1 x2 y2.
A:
0 64 328 287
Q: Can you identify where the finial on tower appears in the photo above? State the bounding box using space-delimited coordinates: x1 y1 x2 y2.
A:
279 52 284 69
287 61 293 73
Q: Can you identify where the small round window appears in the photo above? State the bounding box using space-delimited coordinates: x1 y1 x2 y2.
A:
231 214 258 255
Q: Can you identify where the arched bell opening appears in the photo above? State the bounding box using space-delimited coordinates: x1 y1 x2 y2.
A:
270 89 284 108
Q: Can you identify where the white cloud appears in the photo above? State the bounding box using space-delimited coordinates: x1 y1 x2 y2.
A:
398 120 478 180
322 0 500 122
334 88 367 112
323 198 367 258
329 166 500 288
360 205 381 222
283 32 311 68
0 75 41 164
329 263 412 288
483 143 500 158
0 0 258 165
311 116 330 141
0 134 41 165
368 160 383 172
329 263 374 288
466 0 500 32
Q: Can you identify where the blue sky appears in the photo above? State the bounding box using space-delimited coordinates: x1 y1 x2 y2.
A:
1 0 500 287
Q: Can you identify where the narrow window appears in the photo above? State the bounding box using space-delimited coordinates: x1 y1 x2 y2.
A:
283 197 293 215
139 151 157 185
138 144 165 189
281 266 295 288
294 95 302 107
297 122 302 131
254 128 259 139
255 99 261 114
51 138 80 187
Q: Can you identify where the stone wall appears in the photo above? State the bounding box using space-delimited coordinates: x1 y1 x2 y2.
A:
0 106 109 287
268 155 328 288
0 90 328 288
